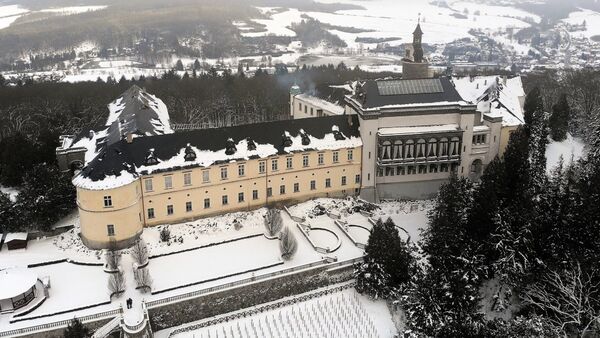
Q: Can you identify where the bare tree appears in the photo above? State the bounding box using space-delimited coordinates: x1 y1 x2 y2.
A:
108 271 125 296
134 268 153 293
130 239 149 266
264 208 283 237
105 239 121 271
522 263 600 337
279 226 298 260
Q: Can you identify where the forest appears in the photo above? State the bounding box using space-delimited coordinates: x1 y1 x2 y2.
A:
355 70 600 337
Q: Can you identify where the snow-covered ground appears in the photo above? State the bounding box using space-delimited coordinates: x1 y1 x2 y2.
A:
39 6 107 15
545 133 586 172
0 198 430 333
0 5 106 30
562 9 600 40
158 287 397 338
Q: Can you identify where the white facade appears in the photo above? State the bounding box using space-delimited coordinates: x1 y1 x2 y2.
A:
290 88 346 119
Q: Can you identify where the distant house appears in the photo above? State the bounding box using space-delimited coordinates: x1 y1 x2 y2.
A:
4 233 28 250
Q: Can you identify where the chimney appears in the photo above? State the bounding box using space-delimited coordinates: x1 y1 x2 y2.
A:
126 133 133 144
503 76 507 85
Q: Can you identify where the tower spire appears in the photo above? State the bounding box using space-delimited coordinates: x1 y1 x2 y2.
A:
412 17 424 63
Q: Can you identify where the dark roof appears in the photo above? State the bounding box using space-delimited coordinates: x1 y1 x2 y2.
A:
413 23 423 36
353 77 465 109
79 115 360 182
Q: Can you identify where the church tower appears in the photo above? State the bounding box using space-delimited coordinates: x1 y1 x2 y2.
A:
402 20 431 79
412 22 424 63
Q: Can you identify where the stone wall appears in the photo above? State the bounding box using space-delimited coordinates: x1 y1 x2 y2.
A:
148 264 354 332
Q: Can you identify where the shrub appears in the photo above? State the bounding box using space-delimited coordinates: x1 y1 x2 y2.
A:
63 317 90 338
159 226 171 242
134 268 153 293
108 271 125 295
264 208 283 237
279 226 298 260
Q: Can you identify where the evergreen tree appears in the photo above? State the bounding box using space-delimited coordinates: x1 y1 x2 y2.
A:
237 63 245 78
175 59 184 71
355 218 413 299
403 173 485 337
193 59 201 70
523 87 543 127
63 318 90 338
0 74 5 86
549 94 570 141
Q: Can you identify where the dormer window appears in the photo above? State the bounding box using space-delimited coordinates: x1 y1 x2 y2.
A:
247 138 257 151
184 144 196 161
332 126 345 141
300 129 310 146
225 138 237 155
145 148 159 165
282 132 292 147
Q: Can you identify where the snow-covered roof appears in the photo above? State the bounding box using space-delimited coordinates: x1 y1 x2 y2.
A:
4 232 27 242
296 94 345 115
73 115 362 190
378 124 461 137
452 76 525 127
64 85 174 166
0 268 37 300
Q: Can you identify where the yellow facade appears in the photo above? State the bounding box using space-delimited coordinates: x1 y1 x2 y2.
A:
77 147 362 249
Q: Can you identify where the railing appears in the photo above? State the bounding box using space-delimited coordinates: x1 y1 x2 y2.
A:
0 308 121 337
91 315 122 338
167 281 357 337
121 302 149 334
147 257 362 309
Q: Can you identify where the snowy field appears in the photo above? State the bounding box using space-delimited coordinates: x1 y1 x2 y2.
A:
562 9 600 40
0 5 106 30
159 287 397 338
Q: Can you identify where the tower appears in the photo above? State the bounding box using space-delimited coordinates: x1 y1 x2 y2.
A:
412 21 424 63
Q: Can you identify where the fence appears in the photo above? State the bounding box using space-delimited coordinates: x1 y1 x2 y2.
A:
0 308 121 337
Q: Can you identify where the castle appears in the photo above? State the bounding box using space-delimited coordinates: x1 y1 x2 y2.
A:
57 24 524 249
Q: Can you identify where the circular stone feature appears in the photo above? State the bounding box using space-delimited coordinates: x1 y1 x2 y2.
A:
308 228 341 252
348 225 371 244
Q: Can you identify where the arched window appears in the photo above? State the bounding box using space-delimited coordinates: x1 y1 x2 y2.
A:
405 140 415 159
440 138 449 156
380 141 392 160
427 138 438 157
471 159 483 175
450 137 460 156
417 139 426 158
393 140 403 159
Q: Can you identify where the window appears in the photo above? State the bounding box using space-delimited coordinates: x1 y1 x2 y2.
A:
107 224 115 236
147 208 155 219
167 205 174 215
286 157 293 169
272 159 278 171
253 190 259 200
473 134 487 145
238 192 244 203
380 141 392 160
267 187 273 197
222 195 228 205
430 164 438 173
304 105 307 114
144 179 153 192
164 176 173 189
341 176 347 186
355 174 361 184
184 172 192 186
186 201 193 212
417 139 426 158
310 107 314 115
303 155 309 167
310 180 316 190
333 151 339 163
202 170 210 183
103 196 112 208
259 161 266 174
280 185 286 195
294 183 299 193
221 167 228 180
408 166 416 175
299 103 302 110
204 198 211 209
397 166 405 175
238 164 245 177
347 149 353 161
318 153 324 165
325 178 331 188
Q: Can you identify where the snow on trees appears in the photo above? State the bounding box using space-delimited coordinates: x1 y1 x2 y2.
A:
63 318 90 338
355 217 413 300
130 239 149 266
108 270 125 296
134 268 153 293
160 226 171 242
264 208 283 238
279 226 297 260
549 94 570 142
